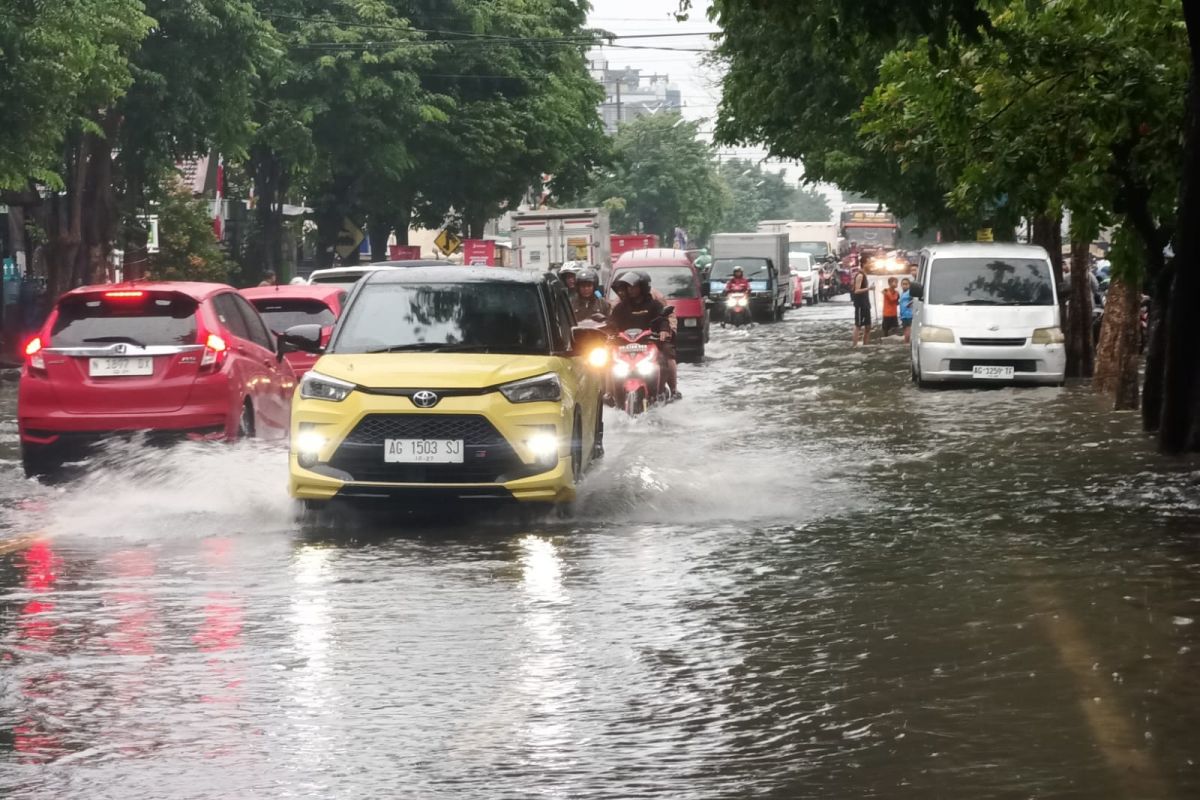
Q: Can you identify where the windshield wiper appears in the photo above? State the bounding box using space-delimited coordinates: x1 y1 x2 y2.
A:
82 336 147 347
950 299 1019 306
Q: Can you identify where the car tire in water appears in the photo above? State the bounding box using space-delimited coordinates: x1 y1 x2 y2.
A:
21 445 57 480
236 401 255 441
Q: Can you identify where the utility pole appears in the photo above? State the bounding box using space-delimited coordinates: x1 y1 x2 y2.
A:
614 74 622 130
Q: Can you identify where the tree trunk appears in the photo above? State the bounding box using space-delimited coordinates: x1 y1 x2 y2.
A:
1143 267 1171 432
367 220 391 263
1065 231 1095 378
1094 274 1141 410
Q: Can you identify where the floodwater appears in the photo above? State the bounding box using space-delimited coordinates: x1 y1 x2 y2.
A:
1 299 1198 799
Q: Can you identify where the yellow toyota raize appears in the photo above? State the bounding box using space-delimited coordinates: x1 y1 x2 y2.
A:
283 267 607 511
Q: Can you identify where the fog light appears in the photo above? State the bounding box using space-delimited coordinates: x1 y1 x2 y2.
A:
526 431 560 462
295 431 327 468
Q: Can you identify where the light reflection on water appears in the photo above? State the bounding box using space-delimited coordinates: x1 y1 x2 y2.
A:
0 302 1198 798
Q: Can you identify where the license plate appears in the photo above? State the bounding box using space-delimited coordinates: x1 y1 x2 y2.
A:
973 365 1015 380
89 357 154 377
683 318 699 327
383 439 464 464
620 344 648 353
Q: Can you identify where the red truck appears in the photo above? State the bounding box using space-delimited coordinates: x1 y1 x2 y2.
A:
611 234 659 259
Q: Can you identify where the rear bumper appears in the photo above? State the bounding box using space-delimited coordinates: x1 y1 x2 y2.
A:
676 325 704 351
19 408 230 440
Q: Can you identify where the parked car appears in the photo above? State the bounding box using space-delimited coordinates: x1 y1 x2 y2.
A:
284 267 607 511
19 282 297 476
789 252 819 306
609 249 710 363
240 284 346 375
909 243 1065 387
307 260 451 291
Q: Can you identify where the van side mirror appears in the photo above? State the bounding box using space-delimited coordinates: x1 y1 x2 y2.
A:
279 323 324 357
910 282 924 300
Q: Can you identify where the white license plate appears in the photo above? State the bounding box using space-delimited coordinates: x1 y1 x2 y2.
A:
89 357 154 377
383 439 464 464
973 365 1015 380
683 318 699 327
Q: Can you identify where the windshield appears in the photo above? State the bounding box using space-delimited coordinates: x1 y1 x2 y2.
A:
332 282 549 355
616 267 697 299
51 293 198 347
710 258 772 282
929 257 1055 306
251 298 337 333
791 241 829 258
788 255 814 274
846 228 897 249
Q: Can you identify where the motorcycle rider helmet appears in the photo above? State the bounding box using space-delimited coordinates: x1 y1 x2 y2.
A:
634 270 652 291
612 272 635 290
576 268 599 287
733 267 745 278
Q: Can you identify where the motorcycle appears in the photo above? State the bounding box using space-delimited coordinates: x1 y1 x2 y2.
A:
609 311 675 417
722 292 751 328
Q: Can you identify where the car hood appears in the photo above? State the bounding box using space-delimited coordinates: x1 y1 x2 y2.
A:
311 353 562 390
923 304 1059 333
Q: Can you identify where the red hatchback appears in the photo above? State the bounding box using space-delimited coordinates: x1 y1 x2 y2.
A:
19 282 296 476
239 284 346 375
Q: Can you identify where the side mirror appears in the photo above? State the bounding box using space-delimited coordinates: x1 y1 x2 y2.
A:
910 282 925 300
279 323 324 356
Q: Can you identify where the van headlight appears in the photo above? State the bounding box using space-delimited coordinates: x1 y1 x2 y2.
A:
921 326 955 344
299 371 354 402
500 373 561 404
1032 326 1065 344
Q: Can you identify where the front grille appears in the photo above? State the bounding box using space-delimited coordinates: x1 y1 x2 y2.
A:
948 359 1037 373
959 337 1027 347
328 414 541 484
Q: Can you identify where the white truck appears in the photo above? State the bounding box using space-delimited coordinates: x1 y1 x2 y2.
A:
512 208 612 283
757 219 840 262
709 232 791 322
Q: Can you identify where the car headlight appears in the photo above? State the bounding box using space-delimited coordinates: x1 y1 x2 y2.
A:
613 361 631 378
1032 326 1065 344
635 359 658 377
499 373 561 404
921 326 955 344
299 371 354 402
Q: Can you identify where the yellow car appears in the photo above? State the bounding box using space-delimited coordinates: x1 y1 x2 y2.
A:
283 267 607 510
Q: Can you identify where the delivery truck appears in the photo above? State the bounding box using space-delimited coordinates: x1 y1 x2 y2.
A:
709 232 791 322
512 208 612 283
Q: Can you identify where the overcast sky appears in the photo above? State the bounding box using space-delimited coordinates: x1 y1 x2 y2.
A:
585 0 842 204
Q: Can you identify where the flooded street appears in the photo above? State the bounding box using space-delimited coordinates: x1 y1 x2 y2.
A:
1 299 1199 799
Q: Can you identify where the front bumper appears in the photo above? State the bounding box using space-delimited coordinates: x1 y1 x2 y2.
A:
917 341 1066 384
288 391 576 505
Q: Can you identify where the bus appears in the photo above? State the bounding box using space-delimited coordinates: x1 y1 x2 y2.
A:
839 204 899 251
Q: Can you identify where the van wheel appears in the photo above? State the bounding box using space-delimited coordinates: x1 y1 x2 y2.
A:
237 401 255 440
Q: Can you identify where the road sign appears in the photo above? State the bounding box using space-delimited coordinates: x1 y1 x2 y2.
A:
976 228 994 243
138 215 160 253
335 218 365 259
434 228 462 256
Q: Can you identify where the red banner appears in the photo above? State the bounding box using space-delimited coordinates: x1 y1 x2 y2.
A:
462 239 496 266
388 245 421 261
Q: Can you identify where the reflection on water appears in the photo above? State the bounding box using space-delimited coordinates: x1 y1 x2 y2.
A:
0 302 1198 798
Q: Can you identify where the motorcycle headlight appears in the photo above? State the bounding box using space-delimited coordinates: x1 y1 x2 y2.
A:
299 371 354 402
499 373 561 404
921 326 955 344
1032 326 1065 344
613 362 631 378
726 297 737 307
635 359 658 377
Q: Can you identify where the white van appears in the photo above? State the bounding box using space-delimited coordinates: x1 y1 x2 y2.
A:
910 243 1066 386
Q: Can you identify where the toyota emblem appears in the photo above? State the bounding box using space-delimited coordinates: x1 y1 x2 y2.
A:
412 390 440 408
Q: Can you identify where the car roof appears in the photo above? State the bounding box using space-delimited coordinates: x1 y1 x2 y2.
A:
614 249 694 268
308 260 451 277
363 266 547 285
62 281 232 301
925 242 1050 260
239 284 346 304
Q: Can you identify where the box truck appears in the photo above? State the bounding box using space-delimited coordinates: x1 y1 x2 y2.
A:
512 208 612 283
709 232 791 322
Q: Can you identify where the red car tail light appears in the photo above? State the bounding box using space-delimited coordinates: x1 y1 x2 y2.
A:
25 336 46 374
104 290 146 300
200 333 229 372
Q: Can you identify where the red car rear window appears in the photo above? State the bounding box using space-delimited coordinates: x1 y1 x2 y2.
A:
51 293 198 347
251 299 336 334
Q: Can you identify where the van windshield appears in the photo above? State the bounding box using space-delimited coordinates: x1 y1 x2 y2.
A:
711 258 772 282
929 257 1055 306
332 282 549 355
791 241 829 258
617 267 698 299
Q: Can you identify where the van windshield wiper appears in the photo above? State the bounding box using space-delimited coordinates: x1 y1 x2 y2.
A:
82 335 148 347
950 299 1019 306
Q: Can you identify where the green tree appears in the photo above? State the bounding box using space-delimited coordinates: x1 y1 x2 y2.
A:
717 159 795 232
587 114 729 243
790 186 833 222
146 184 234 283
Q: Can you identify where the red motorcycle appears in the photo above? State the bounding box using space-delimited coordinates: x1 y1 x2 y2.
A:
610 312 675 417
722 291 751 328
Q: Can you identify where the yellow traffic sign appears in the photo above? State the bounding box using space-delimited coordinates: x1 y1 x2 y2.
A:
335 218 365 259
976 228 994 243
434 228 462 256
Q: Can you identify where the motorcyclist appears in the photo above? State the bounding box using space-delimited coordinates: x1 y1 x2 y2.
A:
558 265 579 298
725 266 752 295
571 268 609 321
610 271 680 399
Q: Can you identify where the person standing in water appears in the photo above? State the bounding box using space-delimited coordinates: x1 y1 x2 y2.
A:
852 267 872 346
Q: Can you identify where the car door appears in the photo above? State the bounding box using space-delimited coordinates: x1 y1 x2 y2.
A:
231 293 293 436
549 283 600 462
211 293 274 436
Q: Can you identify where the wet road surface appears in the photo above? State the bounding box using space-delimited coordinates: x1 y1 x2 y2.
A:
1 298 1199 799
